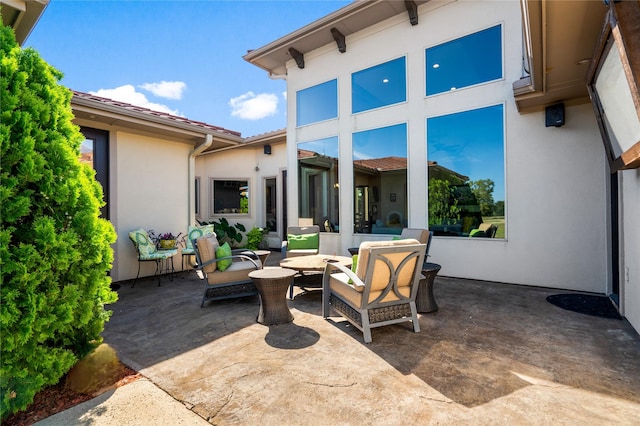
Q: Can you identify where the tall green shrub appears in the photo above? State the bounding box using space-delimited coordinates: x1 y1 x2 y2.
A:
0 25 117 419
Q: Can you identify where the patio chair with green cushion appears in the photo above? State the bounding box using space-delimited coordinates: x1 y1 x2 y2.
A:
181 224 215 274
322 238 426 343
193 234 262 308
128 228 178 287
281 225 320 258
469 223 498 238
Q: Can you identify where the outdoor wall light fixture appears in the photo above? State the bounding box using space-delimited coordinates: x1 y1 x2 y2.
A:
264 144 271 155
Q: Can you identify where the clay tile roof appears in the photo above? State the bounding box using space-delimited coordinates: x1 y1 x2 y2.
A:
71 90 242 137
353 156 407 172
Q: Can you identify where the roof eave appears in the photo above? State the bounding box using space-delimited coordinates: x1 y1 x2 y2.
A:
244 0 431 75
71 94 244 149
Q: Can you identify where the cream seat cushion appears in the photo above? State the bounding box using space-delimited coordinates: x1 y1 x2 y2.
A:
196 234 261 285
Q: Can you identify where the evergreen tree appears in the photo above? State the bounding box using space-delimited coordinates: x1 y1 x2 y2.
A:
1 24 117 419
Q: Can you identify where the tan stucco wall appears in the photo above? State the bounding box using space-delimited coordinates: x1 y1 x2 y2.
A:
195 142 287 244
111 131 192 282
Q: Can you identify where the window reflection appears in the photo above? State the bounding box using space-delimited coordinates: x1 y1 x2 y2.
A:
298 137 340 232
427 104 505 238
352 57 406 114
426 24 502 96
212 180 249 214
80 139 94 166
353 124 407 235
297 79 338 126
265 177 277 232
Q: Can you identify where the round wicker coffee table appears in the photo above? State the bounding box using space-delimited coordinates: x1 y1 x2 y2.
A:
249 268 296 325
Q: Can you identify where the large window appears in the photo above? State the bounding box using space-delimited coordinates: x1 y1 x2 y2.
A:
352 123 407 235
80 127 109 218
352 57 406 114
296 79 338 126
298 137 339 231
427 104 505 238
426 24 502 96
211 179 249 215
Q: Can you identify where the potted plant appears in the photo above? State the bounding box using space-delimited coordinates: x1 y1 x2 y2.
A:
156 232 181 249
246 227 267 250
206 218 246 249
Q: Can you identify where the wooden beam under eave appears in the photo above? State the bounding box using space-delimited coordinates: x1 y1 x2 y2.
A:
331 27 346 53
405 1 418 26
288 47 305 69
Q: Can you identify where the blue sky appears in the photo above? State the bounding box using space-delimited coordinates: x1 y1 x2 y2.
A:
26 0 351 137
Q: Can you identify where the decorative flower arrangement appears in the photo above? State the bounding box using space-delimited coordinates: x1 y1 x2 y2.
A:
159 232 178 241
148 230 182 249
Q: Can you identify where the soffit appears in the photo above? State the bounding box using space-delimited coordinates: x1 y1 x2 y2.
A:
1 0 48 45
244 0 430 75
201 128 287 154
515 0 608 112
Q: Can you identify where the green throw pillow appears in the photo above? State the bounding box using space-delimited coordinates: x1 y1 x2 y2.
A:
216 242 233 271
348 254 358 284
287 233 319 250
469 229 484 238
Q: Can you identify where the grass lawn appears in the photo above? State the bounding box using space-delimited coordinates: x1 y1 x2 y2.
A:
483 216 505 239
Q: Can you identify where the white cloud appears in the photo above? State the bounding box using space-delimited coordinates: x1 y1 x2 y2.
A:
229 91 278 120
90 85 182 116
353 150 373 160
282 91 287 101
138 81 187 100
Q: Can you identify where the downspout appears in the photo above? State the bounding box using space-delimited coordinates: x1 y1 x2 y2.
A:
189 134 213 225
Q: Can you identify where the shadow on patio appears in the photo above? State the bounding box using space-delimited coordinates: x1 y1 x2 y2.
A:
103 253 640 424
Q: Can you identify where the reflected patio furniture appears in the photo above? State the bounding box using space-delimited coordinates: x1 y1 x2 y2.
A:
323 217 336 232
469 223 498 238
193 234 262 308
281 225 320 258
322 239 426 343
128 228 177 287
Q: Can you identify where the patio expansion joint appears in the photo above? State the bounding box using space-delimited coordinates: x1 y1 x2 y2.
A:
304 380 358 388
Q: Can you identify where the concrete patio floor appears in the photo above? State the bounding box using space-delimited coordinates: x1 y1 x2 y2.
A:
67 252 640 424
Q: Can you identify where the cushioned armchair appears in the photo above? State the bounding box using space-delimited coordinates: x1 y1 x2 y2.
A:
128 228 178 287
193 234 262 308
400 228 434 265
281 225 320 258
181 224 215 273
322 239 426 343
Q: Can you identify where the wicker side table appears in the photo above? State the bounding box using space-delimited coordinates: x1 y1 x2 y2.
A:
249 268 296 325
416 263 442 313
